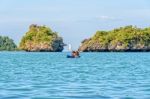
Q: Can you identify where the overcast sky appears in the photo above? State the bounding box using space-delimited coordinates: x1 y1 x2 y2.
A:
0 0 150 50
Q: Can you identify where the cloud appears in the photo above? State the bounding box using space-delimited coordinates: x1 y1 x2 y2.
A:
99 16 116 20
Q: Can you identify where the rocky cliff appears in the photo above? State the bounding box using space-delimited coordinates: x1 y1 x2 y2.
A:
19 24 65 52
79 26 150 52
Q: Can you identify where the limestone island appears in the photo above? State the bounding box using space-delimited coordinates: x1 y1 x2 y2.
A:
0 36 17 51
79 26 150 52
19 24 65 52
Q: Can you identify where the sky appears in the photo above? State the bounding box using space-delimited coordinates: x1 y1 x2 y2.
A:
0 0 150 50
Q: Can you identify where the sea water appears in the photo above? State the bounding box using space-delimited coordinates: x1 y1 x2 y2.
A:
0 52 150 99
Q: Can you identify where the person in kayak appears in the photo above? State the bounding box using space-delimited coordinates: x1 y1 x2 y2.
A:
71 51 76 57
75 51 80 57
67 51 80 58
71 51 80 58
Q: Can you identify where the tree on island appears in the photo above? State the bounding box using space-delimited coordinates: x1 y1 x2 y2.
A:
19 24 65 52
0 36 17 51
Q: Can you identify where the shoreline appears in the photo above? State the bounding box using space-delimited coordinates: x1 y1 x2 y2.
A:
1 51 150 53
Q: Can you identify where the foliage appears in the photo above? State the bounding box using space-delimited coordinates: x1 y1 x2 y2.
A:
80 26 150 51
0 36 17 51
19 24 63 51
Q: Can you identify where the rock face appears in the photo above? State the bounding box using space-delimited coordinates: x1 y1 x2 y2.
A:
19 24 65 52
0 36 17 51
79 26 150 52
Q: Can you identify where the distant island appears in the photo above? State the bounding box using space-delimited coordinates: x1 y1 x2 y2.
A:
79 26 150 52
1 25 150 52
19 24 65 52
0 36 17 51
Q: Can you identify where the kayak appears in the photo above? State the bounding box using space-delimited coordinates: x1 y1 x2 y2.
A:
67 55 80 58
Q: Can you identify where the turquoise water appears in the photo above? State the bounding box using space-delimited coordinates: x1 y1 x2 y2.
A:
0 52 150 99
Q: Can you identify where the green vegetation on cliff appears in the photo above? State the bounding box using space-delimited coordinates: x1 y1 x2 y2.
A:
79 26 150 52
19 24 64 52
0 36 17 51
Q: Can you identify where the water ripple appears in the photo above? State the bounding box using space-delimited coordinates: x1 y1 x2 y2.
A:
0 52 150 99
